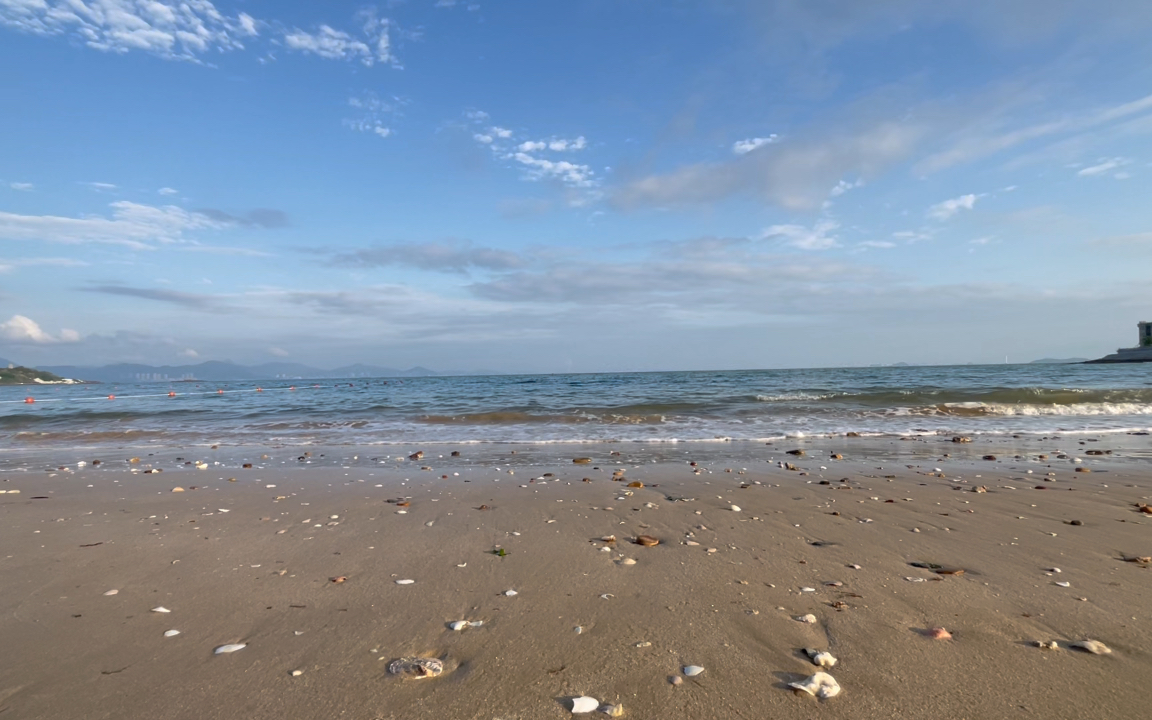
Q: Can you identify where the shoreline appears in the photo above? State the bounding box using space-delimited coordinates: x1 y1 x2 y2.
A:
2 437 1150 718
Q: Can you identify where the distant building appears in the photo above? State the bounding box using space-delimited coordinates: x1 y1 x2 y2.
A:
1086 321 1152 363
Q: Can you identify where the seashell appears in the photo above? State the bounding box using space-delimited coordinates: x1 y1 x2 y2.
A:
151 606 171 613
929 627 952 640
164 629 180 637
449 621 469 631
1035 640 1060 650
635 535 660 547
601 703 624 717
804 648 837 668
395 579 415 585
683 665 704 676
1055 581 1071 588
619 558 636 566
800 587 816 592
214 643 247 654
1070 640 1111 655
103 589 119 596
570 696 599 713
171 487 185 493
730 504 741 512
600 535 617 543
627 481 643 488
788 671 841 699
504 589 518 596
573 457 592 464
796 614 817 624
388 656 444 678
670 675 683 686
290 669 303 677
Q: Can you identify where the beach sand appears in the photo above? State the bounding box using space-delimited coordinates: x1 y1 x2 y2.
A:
1 435 1150 719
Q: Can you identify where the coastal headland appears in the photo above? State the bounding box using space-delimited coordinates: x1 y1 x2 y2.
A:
1 435 1150 719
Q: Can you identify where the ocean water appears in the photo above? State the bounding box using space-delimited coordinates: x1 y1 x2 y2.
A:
1 364 1150 455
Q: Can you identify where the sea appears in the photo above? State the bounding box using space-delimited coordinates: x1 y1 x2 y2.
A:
2 364 1150 460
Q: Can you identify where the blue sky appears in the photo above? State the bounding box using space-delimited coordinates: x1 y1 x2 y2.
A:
1 0 1150 372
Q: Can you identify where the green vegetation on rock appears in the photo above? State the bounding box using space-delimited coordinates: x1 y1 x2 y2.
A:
0 366 74 385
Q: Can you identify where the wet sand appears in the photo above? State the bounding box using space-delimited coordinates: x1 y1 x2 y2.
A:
2 435 1150 719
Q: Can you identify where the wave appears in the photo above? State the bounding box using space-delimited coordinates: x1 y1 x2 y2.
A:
758 387 1152 407
927 402 1152 417
418 411 667 425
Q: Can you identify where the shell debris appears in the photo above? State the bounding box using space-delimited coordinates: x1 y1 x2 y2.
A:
1071 640 1112 655
389 656 444 678
214 643 247 654
151 606 171 613
570 696 599 713
683 665 704 676
164 629 181 637
600 703 624 717
804 648 837 668
788 671 841 699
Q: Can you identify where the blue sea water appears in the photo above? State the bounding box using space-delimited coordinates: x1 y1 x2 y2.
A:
1 364 1150 453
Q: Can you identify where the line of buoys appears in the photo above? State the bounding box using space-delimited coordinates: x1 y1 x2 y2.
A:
6 384 316 406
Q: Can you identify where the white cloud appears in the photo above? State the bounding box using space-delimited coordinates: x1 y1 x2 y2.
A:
0 315 80 344
927 193 979 221
0 256 89 273
474 133 494 144
969 236 994 245
0 201 228 249
548 136 587 151
0 0 258 61
9 182 33 191
158 187 178 195
517 140 546 152
269 346 290 357
85 181 118 191
732 136 779 155
762 219 841 250
465 110 489 121
179 348 199 358
858 240 895 249
491 126 513 139
511 152 596 188
1077 157 1131 176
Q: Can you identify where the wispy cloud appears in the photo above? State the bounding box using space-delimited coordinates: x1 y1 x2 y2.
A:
0 201 228 249
82 284 223 310
466 112 599 194
326 240 527 274
1077 157 1131 176
927 193 980 221
761 219 841 250
158 187 179 196
732 136 778 155
284 8 396 67
9 181 33 191
196 208 289 229
84 181 118 191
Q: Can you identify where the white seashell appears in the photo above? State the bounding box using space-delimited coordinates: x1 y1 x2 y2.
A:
730 505 741 512
1035 640 1060 650
619 558 636 566
395 579 415 585
469 620 483 627
151 606 171 613
103 589 119 596
788 671 841 699
683 665 704 676
804 648 837 668
164 629 180 637
290 669 303 677
904 577 926 583
800 587 816 592
504 589 518 596
796 614 817 624
570 696 599 713
214 643 247 654
449 621 469 631
1071 640 1111 655
1055 581 1071 588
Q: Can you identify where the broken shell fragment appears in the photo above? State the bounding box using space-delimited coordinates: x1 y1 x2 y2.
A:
395 579 415 585
1071 640 1111 655
804 648 837 668
635 535 660 547
1035 640 1060 650
569 696 599 713
729 504 741 512
214 643 247 654
164 629 180 637
683 665 704 676
103 589 118 596
151 606 171 613
796 614 817 624
929 627 952 640
388 656 444 678
600 703 624 717
788 671 841 699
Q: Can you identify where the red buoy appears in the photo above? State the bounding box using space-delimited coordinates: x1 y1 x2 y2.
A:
168 391 176 397
217 389 224 394
108 395 115 400
24 397 34 404
256 387 263 392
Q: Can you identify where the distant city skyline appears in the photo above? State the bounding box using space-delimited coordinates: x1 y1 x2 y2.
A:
2 1 1151 373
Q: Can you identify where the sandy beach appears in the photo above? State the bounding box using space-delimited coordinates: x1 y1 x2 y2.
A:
2 434 1150 719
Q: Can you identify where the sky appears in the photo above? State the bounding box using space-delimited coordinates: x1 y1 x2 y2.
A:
1 0 1151 373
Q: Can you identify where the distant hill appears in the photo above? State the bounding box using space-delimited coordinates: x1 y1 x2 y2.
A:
0 365 78 385
38 360 457 383
0 356 12 367
1029 357 1090 364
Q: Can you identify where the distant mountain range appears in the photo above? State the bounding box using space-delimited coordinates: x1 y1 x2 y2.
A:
35 361 461 383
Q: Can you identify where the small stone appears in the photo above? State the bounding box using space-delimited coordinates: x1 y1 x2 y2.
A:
670 676 683 686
